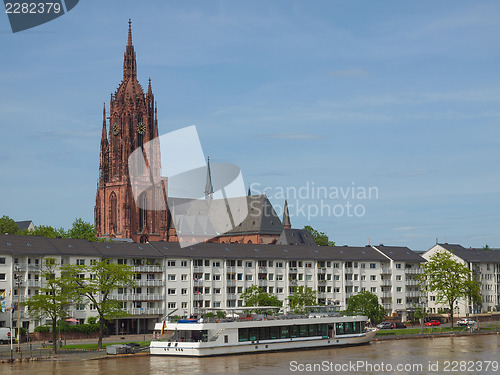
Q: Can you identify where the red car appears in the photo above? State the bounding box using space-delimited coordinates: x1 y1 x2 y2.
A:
425 320 441 326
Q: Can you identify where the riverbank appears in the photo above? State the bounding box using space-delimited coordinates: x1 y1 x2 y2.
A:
2 329 500 363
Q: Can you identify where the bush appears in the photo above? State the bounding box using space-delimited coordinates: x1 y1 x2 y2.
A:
34 325 50 333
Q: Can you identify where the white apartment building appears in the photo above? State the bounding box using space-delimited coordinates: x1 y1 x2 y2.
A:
1 235 428 333
423 243 500 316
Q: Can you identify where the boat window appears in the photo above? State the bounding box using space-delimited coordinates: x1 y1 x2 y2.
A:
309 324 318 336
249 327 259 341
299 325 308 337
321 324 328 338
280 326 289 339
291 326 299 338
259 327 270 341
239 328 249 342
270 326 279 340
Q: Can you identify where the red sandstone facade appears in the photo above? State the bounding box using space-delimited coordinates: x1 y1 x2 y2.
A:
94 21 171 243
95 22 284 244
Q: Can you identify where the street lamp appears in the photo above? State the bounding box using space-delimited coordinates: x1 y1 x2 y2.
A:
14 265 22 354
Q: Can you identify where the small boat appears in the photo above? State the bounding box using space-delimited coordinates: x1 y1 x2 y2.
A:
150 306 377 357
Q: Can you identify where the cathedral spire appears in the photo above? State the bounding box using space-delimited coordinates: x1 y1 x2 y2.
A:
101 102 108 144
147 77 152 96
205 156 214 200
123 19 137 78
283 199 291 229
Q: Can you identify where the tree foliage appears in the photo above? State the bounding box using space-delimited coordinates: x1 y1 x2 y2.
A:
346 290 386 324
62 260 136 349
18 224 66 238
417 250 481 328
22 257 72 353
303 226 335 246
68 218 99 241
240 285 282 313
287 285 318 314
0 215 19 234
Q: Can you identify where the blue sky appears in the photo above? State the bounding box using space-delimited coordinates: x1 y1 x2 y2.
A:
1 1 499 250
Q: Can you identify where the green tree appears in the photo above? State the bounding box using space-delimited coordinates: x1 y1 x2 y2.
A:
62 260 136 349
22 258 71 353
0 215 19 234
240 285 282 313
17 224 66 238
483 245 491 250
287 285 318 314
68 218 99 241
345 290 386 325
417 250 481 328
303 226 335 246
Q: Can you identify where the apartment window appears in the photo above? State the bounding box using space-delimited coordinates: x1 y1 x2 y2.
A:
277 287 283 294
167 261 176 267
361 275 366 281
181 274 187 281
327 286 332 292
181 302 188 309
118 288 127 294
370 263 376 269
118 259 127 265
327 261 331 267
334 287 340 293
204 273 210 281
396 263 402 269
213 261 221 267
76 304 85 311
168 274 176 281
370 275 376 281
245 274 253 281
0 274 5 280
237 273 243 281
397 287 402 292
298 261 303 267
168 302 176 309
334 275 340 281
181 288 188 295
298 274 304 281
276 262 283 268
396 275 402 281
333 263 340 268
360 263 365 269
205 260 210 267
90 259 97 265
345 262 352 268
77 274 85 279
326 274 332 281
370 287 376 293
213 288 221 294
397 299 402 304
354 274 359 281
237 286 243 293
305 263 312 268
268 261 274 267
0 258 5 264
179 261 187 267
213 274 221 281
245 262 253 268
354 286 359 293
237 260 243 267
168 289 176 295
277 275 283 281
353 262 358 268
76 259 85 265
305 275 312 281
90 304 97 310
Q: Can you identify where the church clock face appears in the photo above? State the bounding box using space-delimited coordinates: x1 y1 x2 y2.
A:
112 123 119 136
137 122 147 135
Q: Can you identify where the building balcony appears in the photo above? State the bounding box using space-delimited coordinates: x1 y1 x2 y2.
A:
405 280 419 286
317 268 327 273
27 265 41 272
110 293 163 301
405 268 423 274
383 303 392 310
381 280 392 286
133 265 162 273
135 279 163 287
26 280 40 288
258 279 268 286
124 307 164 316
381 292 392 298
380 268 391 274
318 279 327 283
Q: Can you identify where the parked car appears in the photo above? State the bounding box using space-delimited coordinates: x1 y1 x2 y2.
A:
392 322 407 329
457 318 476 327
376 322 393 329
425 320 441 326
0 328 13 344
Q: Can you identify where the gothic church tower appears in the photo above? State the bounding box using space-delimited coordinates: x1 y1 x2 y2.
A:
94 20 169 242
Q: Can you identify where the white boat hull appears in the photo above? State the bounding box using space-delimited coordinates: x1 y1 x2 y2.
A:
150 329 377 357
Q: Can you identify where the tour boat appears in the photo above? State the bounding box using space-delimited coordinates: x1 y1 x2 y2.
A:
150 307 377 357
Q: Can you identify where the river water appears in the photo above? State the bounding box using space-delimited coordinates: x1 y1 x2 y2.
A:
3 335 500 375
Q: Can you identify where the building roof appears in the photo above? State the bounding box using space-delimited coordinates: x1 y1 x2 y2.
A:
373 245 426 262
0 235 395 262
438 243 500 263
15 221 33 231
276 229 317 246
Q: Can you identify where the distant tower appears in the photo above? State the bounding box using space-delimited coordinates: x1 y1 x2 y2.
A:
94 20 169 242
282 199 291 229
204 156 214 200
